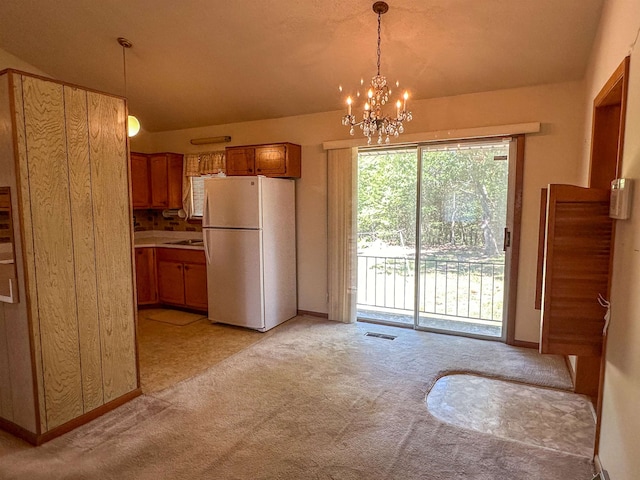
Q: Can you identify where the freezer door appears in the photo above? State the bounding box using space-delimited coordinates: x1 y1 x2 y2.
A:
204 228 264 330
203 176 261 229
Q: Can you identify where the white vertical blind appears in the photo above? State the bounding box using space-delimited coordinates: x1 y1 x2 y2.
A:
327 147 358 323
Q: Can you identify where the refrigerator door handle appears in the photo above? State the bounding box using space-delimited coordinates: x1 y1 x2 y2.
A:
203 231 212 265
203 192 211 227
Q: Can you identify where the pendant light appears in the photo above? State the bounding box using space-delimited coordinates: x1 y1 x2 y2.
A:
341 2 413 144
118 37 141 137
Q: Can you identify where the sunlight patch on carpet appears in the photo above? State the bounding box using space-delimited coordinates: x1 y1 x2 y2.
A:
426 374 595 457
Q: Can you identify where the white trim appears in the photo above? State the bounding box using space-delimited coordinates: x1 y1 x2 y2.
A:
323 122 541 150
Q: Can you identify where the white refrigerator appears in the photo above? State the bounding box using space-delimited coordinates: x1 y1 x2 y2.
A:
202 176 297 331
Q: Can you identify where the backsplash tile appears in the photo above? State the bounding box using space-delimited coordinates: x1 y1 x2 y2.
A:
133 210 202 232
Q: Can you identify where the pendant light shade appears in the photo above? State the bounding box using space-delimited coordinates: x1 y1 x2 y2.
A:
127 115 141 137
118 37 142 138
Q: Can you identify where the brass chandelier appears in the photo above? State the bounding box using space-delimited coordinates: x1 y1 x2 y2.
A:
341 1 412 144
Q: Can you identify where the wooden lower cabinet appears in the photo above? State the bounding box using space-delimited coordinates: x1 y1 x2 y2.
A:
135 248 157 304
157 261 186 305
184 263 208 310
155 248 207 312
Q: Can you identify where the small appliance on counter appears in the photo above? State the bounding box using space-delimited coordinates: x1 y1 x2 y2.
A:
202 176 297 331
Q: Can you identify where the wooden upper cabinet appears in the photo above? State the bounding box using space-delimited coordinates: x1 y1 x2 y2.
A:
131 153 151 208
149 155 169 208
226 147 255 176
225 143 301 178
539 184 613 357
131 152 183 209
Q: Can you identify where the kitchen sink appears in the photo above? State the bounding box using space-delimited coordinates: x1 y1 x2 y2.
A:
165 239 204 246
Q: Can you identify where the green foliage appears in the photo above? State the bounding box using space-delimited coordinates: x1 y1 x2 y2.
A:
358 145 509 257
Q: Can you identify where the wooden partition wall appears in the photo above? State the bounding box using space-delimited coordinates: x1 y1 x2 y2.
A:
0 70 139 444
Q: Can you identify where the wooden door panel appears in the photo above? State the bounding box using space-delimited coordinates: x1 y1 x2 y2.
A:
157 261 185 305
226 148 255 176
540 184 613 357
167 154 183 209
184 263 208 311
149 155 169 207
131 153 150 208
255 145 286 175
135 248 157 305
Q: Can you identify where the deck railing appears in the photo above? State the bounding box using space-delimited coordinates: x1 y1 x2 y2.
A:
357 254 504 322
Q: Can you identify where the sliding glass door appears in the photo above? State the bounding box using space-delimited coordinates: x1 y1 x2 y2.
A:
357 139 514 340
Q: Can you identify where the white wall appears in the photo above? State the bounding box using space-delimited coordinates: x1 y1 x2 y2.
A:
581 1 640 479
135 80 586 341
0 48 49 76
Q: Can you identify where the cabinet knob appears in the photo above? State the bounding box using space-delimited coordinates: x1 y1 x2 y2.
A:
257 169 261 172
184 265 189 271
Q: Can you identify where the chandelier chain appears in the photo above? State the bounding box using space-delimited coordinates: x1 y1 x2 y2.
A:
376 10 382 76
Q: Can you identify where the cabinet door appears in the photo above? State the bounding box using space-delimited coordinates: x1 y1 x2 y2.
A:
255 145 286 176
131 153 151 208
539 184 613 357
135 248 157 305
167 154 183 209
226 148 255 176
157 260 185 305
149 155 169 208
184 263 208 311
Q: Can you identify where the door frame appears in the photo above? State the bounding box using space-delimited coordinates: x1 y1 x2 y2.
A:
590 56 630 458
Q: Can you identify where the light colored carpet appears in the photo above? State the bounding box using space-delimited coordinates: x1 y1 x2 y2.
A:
0 317 593 479
140 308 206 326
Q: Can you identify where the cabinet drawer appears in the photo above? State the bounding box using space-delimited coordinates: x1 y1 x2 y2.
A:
156 247 206 264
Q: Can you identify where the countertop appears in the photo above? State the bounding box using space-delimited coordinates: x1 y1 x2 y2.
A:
134 231 204 251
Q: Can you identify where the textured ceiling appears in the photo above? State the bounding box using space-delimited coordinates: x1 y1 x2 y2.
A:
0 0 604 132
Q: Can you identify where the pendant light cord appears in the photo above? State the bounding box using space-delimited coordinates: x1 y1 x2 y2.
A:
122 45 128 98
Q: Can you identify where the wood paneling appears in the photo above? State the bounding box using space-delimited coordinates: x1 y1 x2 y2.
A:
0 71 139 440
0 307 13 420
87 92 137 402
10 74 44 434
64 86 104 413
540 185 613 357
22 76 83 429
